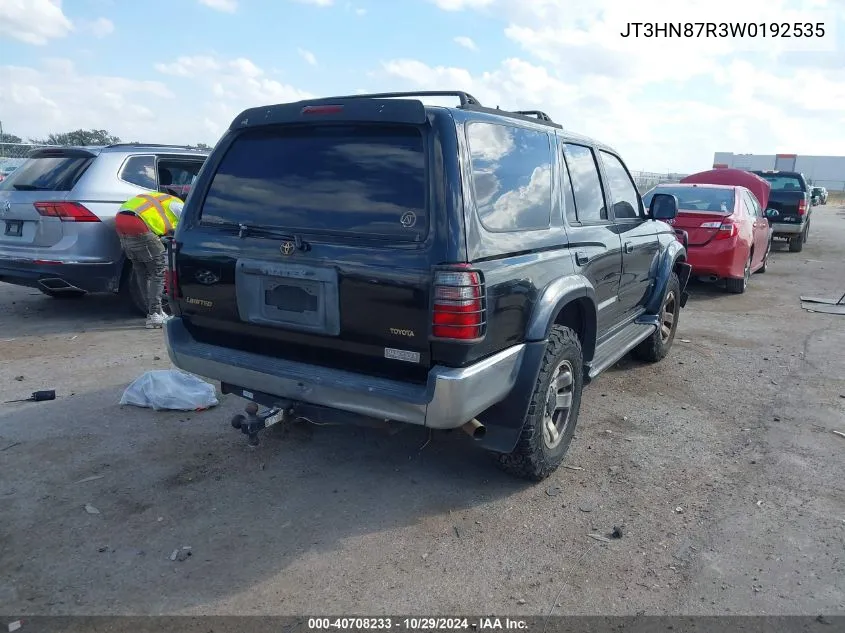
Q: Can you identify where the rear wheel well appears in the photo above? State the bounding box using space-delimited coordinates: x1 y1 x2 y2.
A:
553 298 596 364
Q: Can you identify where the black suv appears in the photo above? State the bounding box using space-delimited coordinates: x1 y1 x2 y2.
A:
164 91 691 481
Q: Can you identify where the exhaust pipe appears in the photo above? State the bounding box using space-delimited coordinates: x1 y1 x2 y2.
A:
461 418 486 440
38 278 85 293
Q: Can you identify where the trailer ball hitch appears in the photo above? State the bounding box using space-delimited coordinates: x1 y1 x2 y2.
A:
230 400 292 446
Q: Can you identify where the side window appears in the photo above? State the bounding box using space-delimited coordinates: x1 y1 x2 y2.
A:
560 150 578 224
562 143 607 223
599 150 641 220
119 155 156 190
742 191 757 217
158 160 203 187
467 122 552 232
749 191 762 216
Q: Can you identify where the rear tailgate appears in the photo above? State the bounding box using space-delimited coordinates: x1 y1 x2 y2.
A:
0 149 96 249
673 210 733 246
174 101 453 381
751 172 807 223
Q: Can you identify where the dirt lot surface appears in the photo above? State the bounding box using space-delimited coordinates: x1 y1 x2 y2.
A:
1 206 844 617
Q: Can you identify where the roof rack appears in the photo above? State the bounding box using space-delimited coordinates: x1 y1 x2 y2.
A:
310 90 483 107
513 110 554 122
103 143 203 150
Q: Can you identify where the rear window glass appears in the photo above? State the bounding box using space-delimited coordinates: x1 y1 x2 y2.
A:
753 173 803 191
0 155 93 192
199 125 427 241
643 186 735 213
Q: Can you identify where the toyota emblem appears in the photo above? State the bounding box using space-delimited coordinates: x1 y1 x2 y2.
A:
280 240 296 256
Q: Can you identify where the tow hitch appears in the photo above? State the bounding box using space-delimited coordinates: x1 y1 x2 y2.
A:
230 400 293 447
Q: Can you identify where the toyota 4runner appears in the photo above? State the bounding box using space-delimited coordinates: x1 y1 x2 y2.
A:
163 91 691 481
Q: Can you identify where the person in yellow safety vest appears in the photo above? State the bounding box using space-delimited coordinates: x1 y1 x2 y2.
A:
114 192 184 329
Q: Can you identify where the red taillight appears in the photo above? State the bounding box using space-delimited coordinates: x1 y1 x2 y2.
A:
714 219 738 240
301 104 344 115
164 266 181 299
431 268 485 340
797 198 807 216
34 201 100 223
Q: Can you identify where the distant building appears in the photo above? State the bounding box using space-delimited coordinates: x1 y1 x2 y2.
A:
712 152 845 191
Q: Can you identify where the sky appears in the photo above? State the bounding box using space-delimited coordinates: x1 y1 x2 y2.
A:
0 0 844 173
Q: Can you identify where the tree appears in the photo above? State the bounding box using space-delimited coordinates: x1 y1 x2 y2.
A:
0 132 22 144
194 143 211 150
30 129 122 146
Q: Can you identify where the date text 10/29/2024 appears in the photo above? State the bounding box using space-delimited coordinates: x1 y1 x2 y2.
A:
620 22 826 38
307 618 528 631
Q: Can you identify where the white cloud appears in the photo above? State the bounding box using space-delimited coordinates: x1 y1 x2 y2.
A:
356 8 366 15
293 0 334 5
198 0 238 12
1 56 313 147
79 17 114 38
410 0 845 172
298 48 318 66
454 36 478 51
0 0 73 45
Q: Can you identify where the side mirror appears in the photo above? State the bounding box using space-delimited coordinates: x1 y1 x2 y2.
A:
649 193 678 220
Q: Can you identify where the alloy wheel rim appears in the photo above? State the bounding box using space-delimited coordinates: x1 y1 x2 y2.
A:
543 360 575 449
660 290 677 343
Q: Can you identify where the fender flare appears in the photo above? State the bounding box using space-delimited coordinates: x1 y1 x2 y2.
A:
525 274 598 362
644 240 690 315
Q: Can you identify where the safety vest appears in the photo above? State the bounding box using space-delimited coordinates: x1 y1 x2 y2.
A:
118 192 182 237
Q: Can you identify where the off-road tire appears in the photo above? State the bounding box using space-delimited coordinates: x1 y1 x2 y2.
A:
496 325 584 482
633 272 681 363
788 232 804 253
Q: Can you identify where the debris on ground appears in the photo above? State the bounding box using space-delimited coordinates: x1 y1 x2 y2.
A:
13 376 24 382
8 620 22 632
579 502 595 513
119 369 218 411
563 465 584 471
832 430 845 439
674 506 684 514
588 533 612 543
170 546 192 562
611 526 624 539
546 485 562 497
757 500 764 507
516 598 526 605
453 526 462 538
680 339 692 343
74 475 104 484
84 504 100 515
4 390 56 404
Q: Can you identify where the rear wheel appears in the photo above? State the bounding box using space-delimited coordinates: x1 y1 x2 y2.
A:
119 263 147 316
788 231 804 252
758 240 771 273
496 325 584 482
725 256 751 294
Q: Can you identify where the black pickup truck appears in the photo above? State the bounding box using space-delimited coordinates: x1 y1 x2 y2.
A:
163 91 691 481
751 170 812 252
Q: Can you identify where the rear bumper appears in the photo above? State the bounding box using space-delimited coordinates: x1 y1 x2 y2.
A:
164 317 526 430
769 222 804 236
685 240 747 279
0 255 120 293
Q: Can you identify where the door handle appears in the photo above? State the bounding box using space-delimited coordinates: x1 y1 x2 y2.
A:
624 241 634 253
575 251 590 266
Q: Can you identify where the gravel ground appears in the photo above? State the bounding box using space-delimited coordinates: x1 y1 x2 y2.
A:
1 206 843 616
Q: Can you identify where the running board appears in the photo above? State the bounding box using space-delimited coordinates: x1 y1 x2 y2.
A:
586 322 657 380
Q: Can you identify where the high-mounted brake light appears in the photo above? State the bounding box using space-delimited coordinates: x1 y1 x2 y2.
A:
431 267 485 341
34 201 100 223
301 104 344 115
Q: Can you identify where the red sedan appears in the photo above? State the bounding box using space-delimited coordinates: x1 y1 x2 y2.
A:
643 182 773 293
